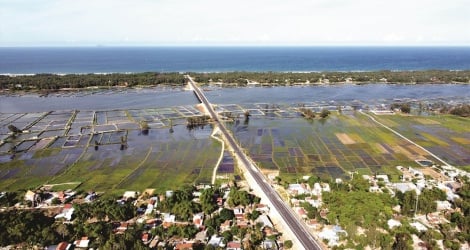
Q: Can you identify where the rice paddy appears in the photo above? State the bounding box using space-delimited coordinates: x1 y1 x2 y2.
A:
1 101 469 192
226 106 469 180
0 106 220 192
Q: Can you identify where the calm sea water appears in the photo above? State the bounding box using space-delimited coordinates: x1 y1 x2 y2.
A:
1 84 469 113
1 46 470 74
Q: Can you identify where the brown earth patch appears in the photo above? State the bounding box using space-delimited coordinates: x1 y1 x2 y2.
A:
336 133 356 145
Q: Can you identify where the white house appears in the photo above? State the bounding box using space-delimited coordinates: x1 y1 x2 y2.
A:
322 183 331 192
163 213 176 223
312 183 322 196
122 191 138 200
387 219 402 229
288 183 309 195
394 183 419 194
410 222 427 232
73 237 90 249
318 225 347 247
435 200 452 211
208 235 225 248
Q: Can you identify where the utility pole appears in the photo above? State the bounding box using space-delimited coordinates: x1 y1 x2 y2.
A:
414 191 419 217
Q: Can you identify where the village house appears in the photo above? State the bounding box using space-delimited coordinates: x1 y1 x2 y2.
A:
306 219 321 230
175 242 194 250
394 182 419 194
141 233 150 244
115 222 129 234
84 192 97 202
305 197 322 208
52 242 72 250
226 241 242 250
193 212 204 229
410 221 427 232
318 225 347 247
233 206 245 218
208 235 225 248
122 191 138 200
287 183 309 196
312 183 322 196
73 237 90 249
54 203 74 221
235 218 249 228
24 190 37 203
295 206 307 219
387 219 402 229
255 203 270 213
142 203 154 216
435 200 452 211
262 239 278 249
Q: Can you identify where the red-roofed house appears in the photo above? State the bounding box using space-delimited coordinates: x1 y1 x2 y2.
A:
141 233 150 243
175 242 193 250
227 241 242 250
193 213 204 229
73 237 90 249
55 242 70 250
115 223 128 234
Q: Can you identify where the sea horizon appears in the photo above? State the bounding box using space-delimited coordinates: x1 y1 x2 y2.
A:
1 46 470 74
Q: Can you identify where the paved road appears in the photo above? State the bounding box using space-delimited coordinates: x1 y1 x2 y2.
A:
186 75 323 250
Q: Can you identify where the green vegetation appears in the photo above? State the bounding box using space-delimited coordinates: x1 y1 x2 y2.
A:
449 104 470 117
2 70 469 92
227 186 258 207
319 109 331 118
284 240 293 249
396 188 446 216
299 108 315 119
0 72 186 91
323 177 396 235
160 186 201 221
391 103 411 113
191 70 470 86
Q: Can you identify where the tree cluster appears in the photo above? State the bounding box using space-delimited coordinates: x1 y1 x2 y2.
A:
0 72 186 91
3 70 469 92
299 108 315 119
391 103 411 113
186 115 211 130
160 186 201 221
449 104 470 117
190 70 470 86
227 187 258 207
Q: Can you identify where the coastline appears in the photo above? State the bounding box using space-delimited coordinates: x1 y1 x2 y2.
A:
1 70 469 95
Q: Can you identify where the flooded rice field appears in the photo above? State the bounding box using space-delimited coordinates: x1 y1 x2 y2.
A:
0 106 219 191
1 84 469 191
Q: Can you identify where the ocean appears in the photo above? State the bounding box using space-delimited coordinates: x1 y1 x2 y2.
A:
1 46 470 74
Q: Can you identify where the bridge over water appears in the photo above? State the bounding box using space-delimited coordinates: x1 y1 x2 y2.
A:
185 75 323 250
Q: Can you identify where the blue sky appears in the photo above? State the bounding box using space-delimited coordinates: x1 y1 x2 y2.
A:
1 0 469 46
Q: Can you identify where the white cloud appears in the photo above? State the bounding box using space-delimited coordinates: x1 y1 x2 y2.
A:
0 0 469 46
